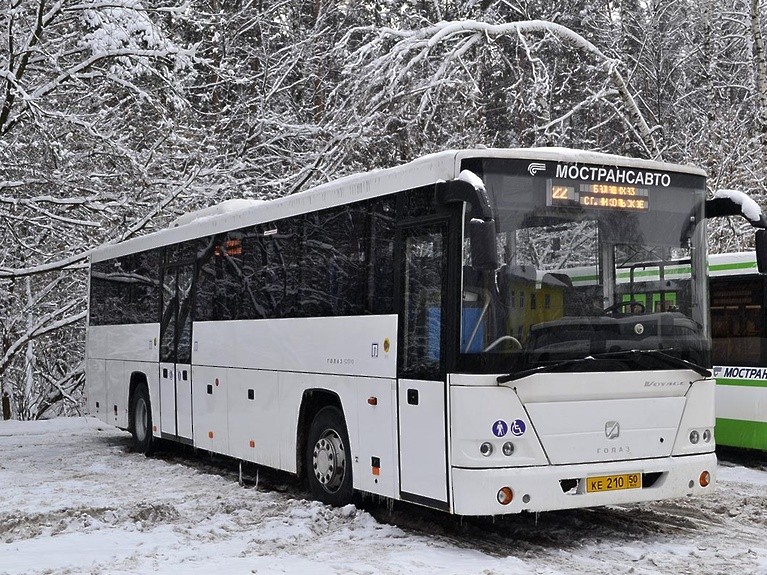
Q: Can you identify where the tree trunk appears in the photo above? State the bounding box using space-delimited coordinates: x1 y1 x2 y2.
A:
752 0 767 138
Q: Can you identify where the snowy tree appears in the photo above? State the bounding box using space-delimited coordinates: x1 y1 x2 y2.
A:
0 0 199 419
4 0 767 418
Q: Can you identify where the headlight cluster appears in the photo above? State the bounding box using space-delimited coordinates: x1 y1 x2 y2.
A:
689 428 713 444
480 441 515 457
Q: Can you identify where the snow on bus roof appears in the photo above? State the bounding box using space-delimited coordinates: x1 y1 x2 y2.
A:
170 199 267 228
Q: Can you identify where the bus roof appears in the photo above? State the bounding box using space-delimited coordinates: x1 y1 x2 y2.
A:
91 148 706 263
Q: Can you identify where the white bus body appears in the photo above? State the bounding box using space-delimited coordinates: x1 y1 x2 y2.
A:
86 148 715 515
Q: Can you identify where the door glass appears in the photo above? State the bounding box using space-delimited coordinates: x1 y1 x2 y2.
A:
160 264 195 364
177 265 194 364
401 225 447 379
160 269 177 363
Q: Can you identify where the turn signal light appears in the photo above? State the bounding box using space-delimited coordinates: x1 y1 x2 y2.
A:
497 487 513 505
699 470 711 488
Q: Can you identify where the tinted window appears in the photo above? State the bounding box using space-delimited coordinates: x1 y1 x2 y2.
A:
195 197 395 322
711 276 765 367
89 249 160 325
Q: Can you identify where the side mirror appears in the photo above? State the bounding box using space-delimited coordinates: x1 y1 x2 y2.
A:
436 177 498 271
436 178 494 220
469 218 498 271
757 229 767 274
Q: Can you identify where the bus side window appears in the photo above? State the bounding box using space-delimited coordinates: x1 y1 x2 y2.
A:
710 277 764 367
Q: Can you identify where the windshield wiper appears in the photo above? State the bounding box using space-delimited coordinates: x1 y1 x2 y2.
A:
497 348 711 384
599 349 711 378
497 357 598 383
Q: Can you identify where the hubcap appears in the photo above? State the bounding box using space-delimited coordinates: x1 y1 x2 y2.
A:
135 398 148 442
312 429 346 493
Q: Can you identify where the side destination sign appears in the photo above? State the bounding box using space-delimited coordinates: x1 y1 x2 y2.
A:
714 365 767 380
555 164 672 187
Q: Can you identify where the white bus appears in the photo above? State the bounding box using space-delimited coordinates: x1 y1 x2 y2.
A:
87 148 743 515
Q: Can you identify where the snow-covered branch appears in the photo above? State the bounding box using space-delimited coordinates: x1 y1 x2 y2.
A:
334 19 662 160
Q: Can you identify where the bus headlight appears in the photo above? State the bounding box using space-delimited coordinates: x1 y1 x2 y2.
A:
480 442 493 456
702 429 712 443
689 430 700 444
502 441 514 456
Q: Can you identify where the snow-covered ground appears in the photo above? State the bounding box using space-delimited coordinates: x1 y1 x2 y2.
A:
2 418 767 575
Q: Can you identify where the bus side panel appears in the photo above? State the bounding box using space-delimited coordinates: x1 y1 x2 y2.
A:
227 368 281 467
105 360 126 428
86 324 160 430
192 366 230 454
192 316 397 379
716 378 767 449
354 378 398 499
86 359 107 424
146 363 161 440
87 324 159 363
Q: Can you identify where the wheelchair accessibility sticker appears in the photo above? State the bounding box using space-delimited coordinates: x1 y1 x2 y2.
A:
510 419 526 436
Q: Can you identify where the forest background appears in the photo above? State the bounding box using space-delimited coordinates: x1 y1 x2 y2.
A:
1 0 764 420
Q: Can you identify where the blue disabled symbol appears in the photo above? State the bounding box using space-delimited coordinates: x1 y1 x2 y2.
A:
510 419 526 437
492 420 508 437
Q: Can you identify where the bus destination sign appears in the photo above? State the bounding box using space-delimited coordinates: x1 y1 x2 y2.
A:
547 182 650 212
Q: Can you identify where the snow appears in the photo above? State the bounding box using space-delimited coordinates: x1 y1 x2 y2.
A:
4 417 767 574
458 169 486 190
170 199 266 228
713 189 765 223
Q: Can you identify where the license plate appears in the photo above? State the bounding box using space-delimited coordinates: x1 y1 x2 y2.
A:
586 472 642 493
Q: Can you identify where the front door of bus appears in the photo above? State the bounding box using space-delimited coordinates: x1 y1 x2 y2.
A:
396 217 453 510
159 263 194 442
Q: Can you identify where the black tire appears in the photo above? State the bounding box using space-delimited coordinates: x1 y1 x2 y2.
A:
305 406 353 507
131 384 156 455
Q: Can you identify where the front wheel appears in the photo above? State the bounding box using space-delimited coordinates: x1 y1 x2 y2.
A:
131 384 156 455
305 406 353 507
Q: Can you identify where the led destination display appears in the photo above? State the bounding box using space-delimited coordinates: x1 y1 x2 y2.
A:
547 182 650 211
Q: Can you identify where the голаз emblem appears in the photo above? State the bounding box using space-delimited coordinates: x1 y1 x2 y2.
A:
605 420 620 439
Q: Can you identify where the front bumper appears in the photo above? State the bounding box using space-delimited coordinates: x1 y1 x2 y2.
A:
451 452 716 515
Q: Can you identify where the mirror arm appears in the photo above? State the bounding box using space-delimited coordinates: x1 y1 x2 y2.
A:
436 179 494 221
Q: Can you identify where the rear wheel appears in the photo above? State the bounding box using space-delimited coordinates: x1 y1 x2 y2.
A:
131 385 155 455
306 406 353 506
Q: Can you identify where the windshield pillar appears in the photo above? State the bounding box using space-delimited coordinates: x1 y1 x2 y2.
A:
599 238 615 310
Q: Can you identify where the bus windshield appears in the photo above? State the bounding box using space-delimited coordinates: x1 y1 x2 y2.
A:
459 157 710 375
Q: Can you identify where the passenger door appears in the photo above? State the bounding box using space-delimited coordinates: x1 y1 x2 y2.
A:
396 217 454 510
159 263 194 442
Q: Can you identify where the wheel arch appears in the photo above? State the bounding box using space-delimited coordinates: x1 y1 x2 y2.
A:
127 371 149 434
296 389 344 480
